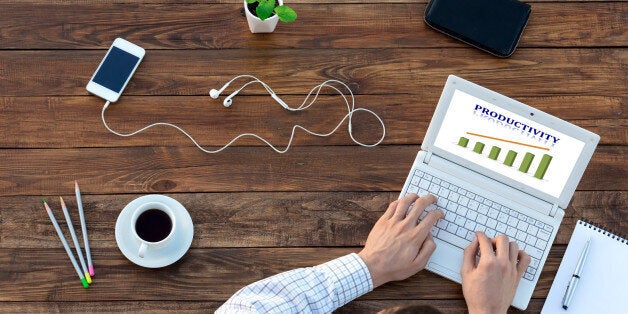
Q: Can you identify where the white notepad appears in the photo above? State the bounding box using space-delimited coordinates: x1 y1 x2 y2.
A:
542 220 628 313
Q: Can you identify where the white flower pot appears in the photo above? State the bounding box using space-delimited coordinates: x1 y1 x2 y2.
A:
244 0 283 33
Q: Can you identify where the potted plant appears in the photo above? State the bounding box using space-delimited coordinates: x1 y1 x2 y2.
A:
244 0 297 33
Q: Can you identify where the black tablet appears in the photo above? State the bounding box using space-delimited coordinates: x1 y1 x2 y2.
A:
424 0 531 57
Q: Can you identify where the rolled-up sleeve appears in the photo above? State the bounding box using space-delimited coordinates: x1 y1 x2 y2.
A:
216 253 373 313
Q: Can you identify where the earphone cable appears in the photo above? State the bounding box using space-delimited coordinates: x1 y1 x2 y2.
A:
101 79 385 153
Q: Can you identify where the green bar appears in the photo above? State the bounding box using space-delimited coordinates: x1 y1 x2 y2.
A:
473 142 485 154
458 137 469 147
504 150 517 166
489 146 501 160
519 152 535 173
534 154 553 179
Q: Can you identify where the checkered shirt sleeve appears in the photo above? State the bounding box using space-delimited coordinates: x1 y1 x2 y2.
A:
215 253 373 313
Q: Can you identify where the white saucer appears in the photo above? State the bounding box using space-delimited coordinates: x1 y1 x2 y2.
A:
115 195 194 268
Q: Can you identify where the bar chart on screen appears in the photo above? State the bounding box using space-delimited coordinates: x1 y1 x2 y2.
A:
433 89 587 198
457 133 553 180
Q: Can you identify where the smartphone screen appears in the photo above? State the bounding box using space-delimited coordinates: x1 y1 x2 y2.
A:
92 47 141 93
424 0 531 57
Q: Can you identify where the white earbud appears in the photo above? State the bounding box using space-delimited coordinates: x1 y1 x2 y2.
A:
210 75 268 101
209 88 221 99
222 88 243 108
209 77 241 99
223 97 233 107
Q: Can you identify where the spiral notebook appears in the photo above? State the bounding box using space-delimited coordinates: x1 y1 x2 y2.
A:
542 220 628 313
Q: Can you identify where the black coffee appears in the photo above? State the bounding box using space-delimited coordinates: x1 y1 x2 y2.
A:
135 209 172 242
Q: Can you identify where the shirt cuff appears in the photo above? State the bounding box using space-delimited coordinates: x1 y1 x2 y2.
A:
314 253 374 307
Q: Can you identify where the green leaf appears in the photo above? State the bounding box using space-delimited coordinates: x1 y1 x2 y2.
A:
275 5 297 22
246 0 257 4
256 0 275 21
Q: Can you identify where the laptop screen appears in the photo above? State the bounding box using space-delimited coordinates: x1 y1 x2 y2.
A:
433 89 586 198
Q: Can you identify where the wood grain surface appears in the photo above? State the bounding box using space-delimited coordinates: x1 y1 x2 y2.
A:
0 246 584 301
0 0 625 313
0 95 625 147
1 192 625 249
1 3 625 49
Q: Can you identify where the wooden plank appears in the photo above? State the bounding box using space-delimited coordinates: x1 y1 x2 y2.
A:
0 3 625 49
0 96 624 148
0 49 625 97
0 0 615 4
0 301 222 313
0 299 547 313
338 299 547 313
0 246 569 301
0 146 623 197
2 191 624 249
0 299 544 313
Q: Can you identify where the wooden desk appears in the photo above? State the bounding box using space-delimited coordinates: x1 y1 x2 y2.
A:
0 0 625 312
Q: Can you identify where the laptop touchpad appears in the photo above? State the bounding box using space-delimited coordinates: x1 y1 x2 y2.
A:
426 239 464 282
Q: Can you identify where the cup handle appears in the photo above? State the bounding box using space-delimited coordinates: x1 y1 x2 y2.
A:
138 242 148 258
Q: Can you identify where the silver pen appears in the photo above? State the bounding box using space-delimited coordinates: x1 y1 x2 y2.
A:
562 238 591 310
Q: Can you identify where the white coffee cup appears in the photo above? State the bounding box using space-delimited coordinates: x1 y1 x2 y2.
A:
130 202 176 258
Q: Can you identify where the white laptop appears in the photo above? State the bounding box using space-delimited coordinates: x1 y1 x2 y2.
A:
400 75 599 310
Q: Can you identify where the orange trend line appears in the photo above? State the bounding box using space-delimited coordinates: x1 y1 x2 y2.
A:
466 132 550 151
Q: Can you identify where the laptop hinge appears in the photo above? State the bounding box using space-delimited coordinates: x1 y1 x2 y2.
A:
425 154 553 216
424 151 433 163
549 203 559 218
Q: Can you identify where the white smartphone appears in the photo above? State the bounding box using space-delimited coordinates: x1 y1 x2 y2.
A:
86 38 145 102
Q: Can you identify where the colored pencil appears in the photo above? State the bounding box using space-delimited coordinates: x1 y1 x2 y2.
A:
75 181 94 276
59 196 92 284
43 199 89 288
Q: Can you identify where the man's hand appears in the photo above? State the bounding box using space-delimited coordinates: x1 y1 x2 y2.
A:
461 232 531 314
358 193 444 288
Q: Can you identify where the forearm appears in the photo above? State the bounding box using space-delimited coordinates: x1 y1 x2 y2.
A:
216 253 373 313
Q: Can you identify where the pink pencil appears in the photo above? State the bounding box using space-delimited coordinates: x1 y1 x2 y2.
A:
59 196 92 284
43 199 89 288
75 180 94 276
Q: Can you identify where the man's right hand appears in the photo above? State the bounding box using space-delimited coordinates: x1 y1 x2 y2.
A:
358 193 444 288
460 232 531 314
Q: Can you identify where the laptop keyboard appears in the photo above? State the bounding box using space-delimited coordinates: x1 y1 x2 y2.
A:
405 169 553 281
